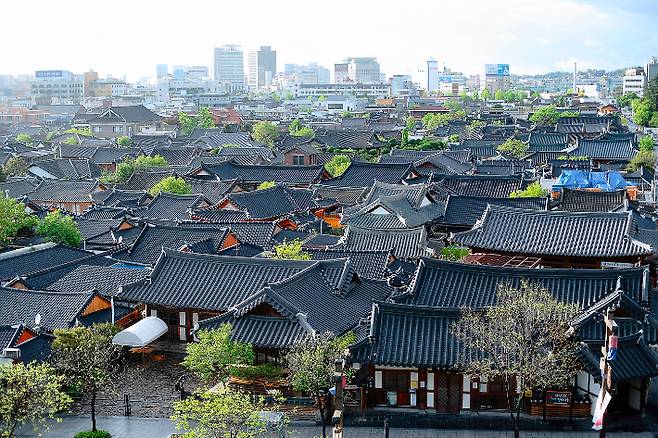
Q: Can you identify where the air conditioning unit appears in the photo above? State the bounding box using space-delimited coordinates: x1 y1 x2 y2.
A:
2 348 21 359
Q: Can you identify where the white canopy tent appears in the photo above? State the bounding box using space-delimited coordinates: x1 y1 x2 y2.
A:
112 317 168 347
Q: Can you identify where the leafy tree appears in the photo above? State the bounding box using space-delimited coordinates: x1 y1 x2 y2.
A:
251 121 279 146
448 134 460 143
0 198 38 247
116 136 132 147
340 111 353 118
529 105 561 125
15 133 32 145
560 110 580 118
0 168 5 182
270 239 311 260
318 94 327 103
617 92 638 109
497 139 528 158
639 135 655 152
324 155 350 177
284 91 294 100
510 181 548 198
3 156 27 176
36 210 82 246
172 389 278 438
288 118 303 134
197 107 216 129
405 116 416 131
0 362 72 438
148 176 192 196
178 112 196 136
481 88 491 100
64 127 92 137
626 150 656 173
51 323 122 432
439 245 469 261
285 332 355 438
422 113 454 131
471 90 480 100
494 90 505 101
63 136 79 145
46 131 58 141
650 112 658 128
452 282 580 438
115 155 168 183
401 128 409 146
257 181 276 190
632 98 655 127
182 324 254 383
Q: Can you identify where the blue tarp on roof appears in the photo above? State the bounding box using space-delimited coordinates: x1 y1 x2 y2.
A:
553 170 635 192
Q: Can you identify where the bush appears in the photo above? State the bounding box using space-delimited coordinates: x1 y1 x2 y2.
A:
229 363 285 381
74 431 111 438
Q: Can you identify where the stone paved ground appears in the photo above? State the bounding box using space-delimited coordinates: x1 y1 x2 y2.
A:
15 417 656 438
70 357 202 418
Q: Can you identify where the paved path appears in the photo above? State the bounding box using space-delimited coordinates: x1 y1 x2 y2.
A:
14 416 655 438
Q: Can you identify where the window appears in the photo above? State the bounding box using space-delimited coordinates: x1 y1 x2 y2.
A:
92 126 101 133
292 155 305 166
383 370 409 391
113 126 123 133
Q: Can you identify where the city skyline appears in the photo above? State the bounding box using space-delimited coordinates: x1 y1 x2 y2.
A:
1 0 657 83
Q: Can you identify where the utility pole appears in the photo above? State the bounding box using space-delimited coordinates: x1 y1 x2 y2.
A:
332 359 344 438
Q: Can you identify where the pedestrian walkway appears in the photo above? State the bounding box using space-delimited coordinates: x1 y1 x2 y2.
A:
14 416 655 438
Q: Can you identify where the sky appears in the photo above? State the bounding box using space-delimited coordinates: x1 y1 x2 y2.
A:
1 0 657 83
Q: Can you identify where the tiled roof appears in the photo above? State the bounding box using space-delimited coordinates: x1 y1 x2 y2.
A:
442 195 547 227
527 133 569 148
28 179 99 203
557 188 626 213
185 178 235 204
91 147 142 164
0 177 38 199
312 185 367 206
116 170 171 191
0 287 97 330
343 195 444 229
432 174 525 198
0 244 93 281
191 207 249 223
341 225 432 259
351 181 430 209
415 153 473 175
453 206 652 258
180 221 277 248
141 192 210 221
93 189 150 209
222 185 313 219
306 248 389 279
398 258 647 309
43 264 149 296
579 333 658 383
119 249 317 312
58 144 98 158
28 158 101 180
322 162 416 188
76 217 127 240
115 223 228 266
316 130 381 150
201 162 325 185
575 139 637 160
151 147 199 166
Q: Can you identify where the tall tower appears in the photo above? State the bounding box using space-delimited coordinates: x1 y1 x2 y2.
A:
573 62 577 94
427 58 439 93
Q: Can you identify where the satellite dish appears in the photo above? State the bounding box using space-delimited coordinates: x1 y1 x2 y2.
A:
34 313 41 326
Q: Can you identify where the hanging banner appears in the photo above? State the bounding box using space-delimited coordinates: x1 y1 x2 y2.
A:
592 387 612 431
607 335 618 361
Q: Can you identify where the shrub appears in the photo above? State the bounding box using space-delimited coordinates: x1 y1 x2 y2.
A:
229 364 285 381
74 431 111 438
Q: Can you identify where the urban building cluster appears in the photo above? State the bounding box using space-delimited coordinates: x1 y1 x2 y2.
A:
1 49 658 436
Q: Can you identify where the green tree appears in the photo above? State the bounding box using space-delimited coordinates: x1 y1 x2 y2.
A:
181 324 254 383
529 105 561 125
494 90 505 101
626 150 656 173
63 136 79 145
340 111 353 118
115 155 168 183
0 362 72 438
481 88 491 100
15 133 32 145
172 389 277 438
650 112 658 128
560 110 580 118
324 155 351 177
51 323 122 433
197 107 216 129
471 90 480 100
509 181 548 198
116 136 132 147
439 245 469 261
452 282 580 438
251 121 279 146
178 112 196 136
285 332 355 438
0 198 38 247
288 118 303 134
617 92 638 109
405 116 416 131
0 168 5 182
3 156 27 176
632 98 655 127
64 127 92 137
36 210 82 246
270 239 311 260
318 94 327 103
148 176 192 196
46 131 58 141
639 136 655 152
497 139 528 158
257 181 276 190
284 91 294 100
448 133 460 143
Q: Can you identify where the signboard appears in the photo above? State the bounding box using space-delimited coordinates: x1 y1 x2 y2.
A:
485 64 510 77
35 70 64 78
545 390 571 406
601 261 635 269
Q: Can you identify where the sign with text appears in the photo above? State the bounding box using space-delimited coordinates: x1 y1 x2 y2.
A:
546 390 571 406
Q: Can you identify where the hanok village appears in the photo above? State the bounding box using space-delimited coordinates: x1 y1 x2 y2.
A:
1 100 658 435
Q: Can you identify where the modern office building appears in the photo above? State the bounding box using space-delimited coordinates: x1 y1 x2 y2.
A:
248 46 277 90
156 64 169 79
284 63 331 84
31 70 84 103
645 56 658 84
213 45 245 89
297 83 389 98
427 58 439 93
345 57 381 84
334 63 349 83
390 75 417 97
623 67 646 97
484 63 510 93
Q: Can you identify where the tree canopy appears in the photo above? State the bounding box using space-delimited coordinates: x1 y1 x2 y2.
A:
509 181 548 198
148 176 192 196
0 362 72 438
115 154 168 183
0 198 37 247
529 105 562 125
452 282 579 437
178 107 216 135
626 150 656 173
639 135 655 152
116 136 132 147
36 209 81 246
324 154 351 177
181 324 254 383
270 239 311 260
15 133 32 145
251 121 280 146
497 138 528 158
256 180 276 190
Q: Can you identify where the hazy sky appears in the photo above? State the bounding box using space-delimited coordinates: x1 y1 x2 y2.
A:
2 0 657 82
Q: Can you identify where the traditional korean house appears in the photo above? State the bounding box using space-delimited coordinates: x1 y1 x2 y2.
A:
216 184 316 222
452 206 652 268
322 162 420 189
190 161 328 189
431 174 527 201
197 259 391 364
140 192 212 221
554 188 627 213
572 139 638 168
27 179 103 214
90 147 142 172
0 243 93 285
26 158 102 180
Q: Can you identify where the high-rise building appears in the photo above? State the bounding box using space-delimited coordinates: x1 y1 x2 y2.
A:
30 70 84 104
390 75 417 97
646 56 658 84
334 63 349 83
213 45 245 88
187 66 209 80
248 46 277 90
623 67 646 97
427 58 439 93
283 63 331 85
344 57 381 84
484 63 510 93
156 64 168 79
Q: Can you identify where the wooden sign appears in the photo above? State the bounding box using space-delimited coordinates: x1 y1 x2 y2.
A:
546 390 571 406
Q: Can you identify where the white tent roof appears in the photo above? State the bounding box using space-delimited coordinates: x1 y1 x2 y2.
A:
112 317 168 347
